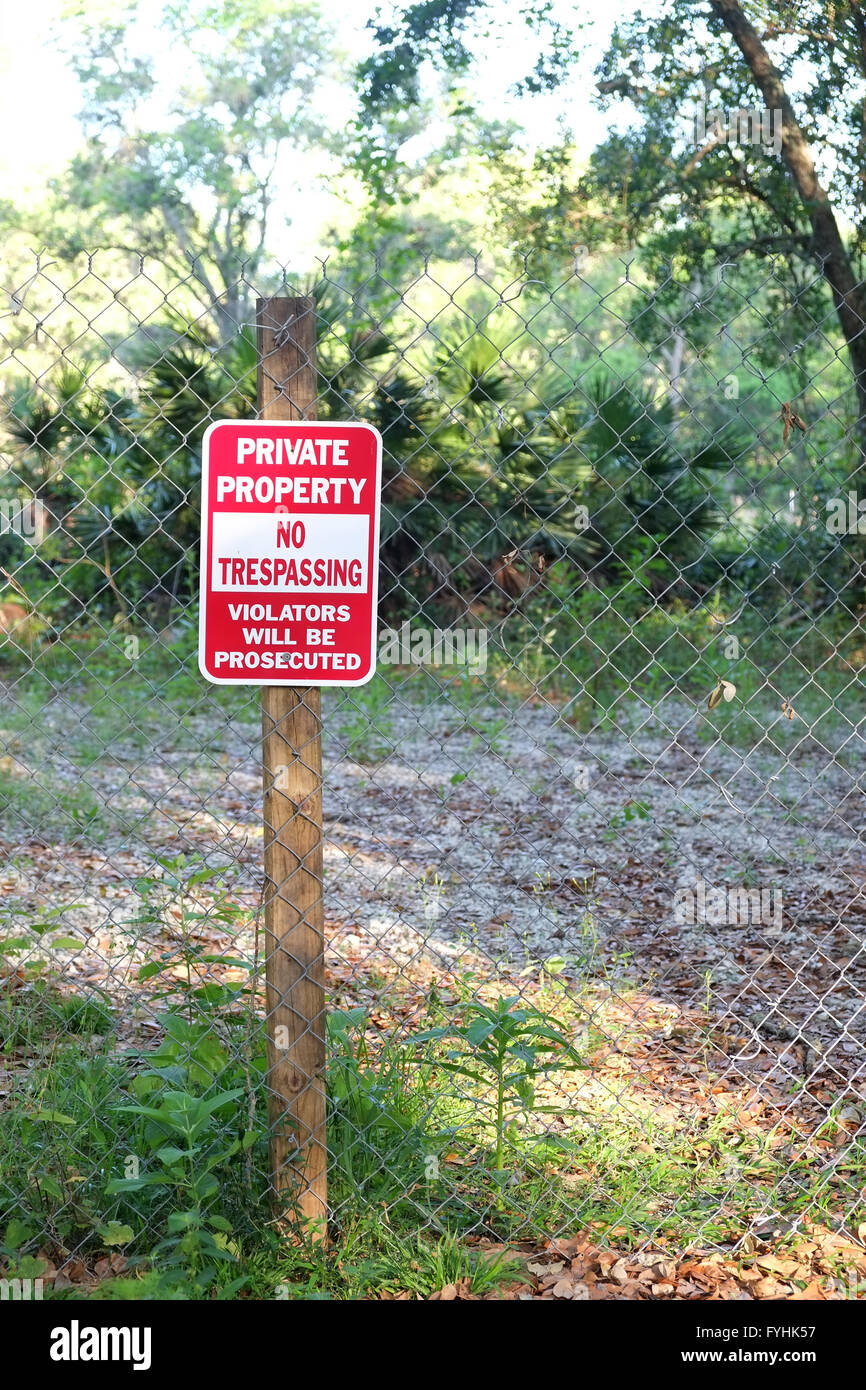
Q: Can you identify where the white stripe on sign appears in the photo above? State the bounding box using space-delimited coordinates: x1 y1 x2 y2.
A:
211 512 369 592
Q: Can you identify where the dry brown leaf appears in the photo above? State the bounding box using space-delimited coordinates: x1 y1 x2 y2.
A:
708 679 736 710
610 1258 630 1285
756 1255 800 1278
789 1281 829 1300
781 401 808 443
752 1276 791 1298
435 1283 458 1301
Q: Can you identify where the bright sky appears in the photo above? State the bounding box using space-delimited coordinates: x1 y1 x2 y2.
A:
0 0 81 192
0 0 627 261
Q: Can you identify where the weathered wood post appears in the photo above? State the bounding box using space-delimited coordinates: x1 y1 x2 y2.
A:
257 296 327 1236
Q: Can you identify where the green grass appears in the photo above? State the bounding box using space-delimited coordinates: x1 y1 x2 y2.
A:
0 768 109 839
1 973 863 1300
0 603 863 1297
0 984 114 1052
1 598 863 773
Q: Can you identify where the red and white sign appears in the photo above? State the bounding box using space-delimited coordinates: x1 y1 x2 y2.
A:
198 420 382 685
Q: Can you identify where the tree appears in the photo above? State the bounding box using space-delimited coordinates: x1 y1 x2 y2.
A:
591 0 866 454
361 1 866 456
2 323 257 622
313 285 736 614
37 0 342 338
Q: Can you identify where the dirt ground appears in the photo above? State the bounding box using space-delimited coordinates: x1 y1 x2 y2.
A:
7 689 864 1069
3 686 865 1296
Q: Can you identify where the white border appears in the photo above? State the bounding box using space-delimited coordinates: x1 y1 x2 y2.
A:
197 419 383 687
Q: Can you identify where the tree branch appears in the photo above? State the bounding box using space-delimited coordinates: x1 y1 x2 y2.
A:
709 0 866 407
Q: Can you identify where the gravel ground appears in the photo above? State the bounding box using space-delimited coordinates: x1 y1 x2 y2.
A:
2 685 865 1091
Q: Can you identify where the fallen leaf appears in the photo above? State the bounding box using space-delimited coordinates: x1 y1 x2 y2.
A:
752 1276 790 1298
610 1259 630 1285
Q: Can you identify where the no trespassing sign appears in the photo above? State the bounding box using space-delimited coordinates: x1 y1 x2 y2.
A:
198 420 382 686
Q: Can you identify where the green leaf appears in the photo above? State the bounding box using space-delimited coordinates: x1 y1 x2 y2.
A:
187 867 218 886
138 961 168 980
166 1210 199 1233
98 1221 134 1246
216 1275 249 1298
4 1217 35 1250
155 1145 191 1167
193 1087 245 1117
35 1174 64 1201
404 1026 450 1044
114 1102 172 1123
465 1018 500 1045
193 1173 220 1200
106 1175 172 1193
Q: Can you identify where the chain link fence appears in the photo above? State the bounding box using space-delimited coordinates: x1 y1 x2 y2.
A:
1 249 865 1299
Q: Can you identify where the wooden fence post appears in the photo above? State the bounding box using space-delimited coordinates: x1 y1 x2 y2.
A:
256 295 327 1237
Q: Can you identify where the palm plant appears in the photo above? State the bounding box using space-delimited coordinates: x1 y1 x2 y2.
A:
538 372 739 591
0 298 744 626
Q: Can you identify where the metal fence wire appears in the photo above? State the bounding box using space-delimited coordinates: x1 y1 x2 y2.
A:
1 249 866 1300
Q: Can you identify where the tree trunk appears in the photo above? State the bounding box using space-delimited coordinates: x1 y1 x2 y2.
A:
711 0 866 455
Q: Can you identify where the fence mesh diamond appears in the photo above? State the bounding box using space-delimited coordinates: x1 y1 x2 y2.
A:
1 249 865 1300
